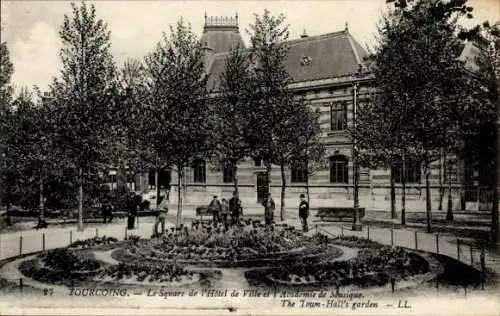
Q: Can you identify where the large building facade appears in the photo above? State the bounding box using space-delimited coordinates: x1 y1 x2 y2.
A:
133 15 492 212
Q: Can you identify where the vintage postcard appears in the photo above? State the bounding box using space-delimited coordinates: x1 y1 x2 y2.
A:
0 0 499 315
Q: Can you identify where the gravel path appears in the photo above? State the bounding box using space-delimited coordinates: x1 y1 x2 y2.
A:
93 249 120 265
193 245 359 289
0 255 68 293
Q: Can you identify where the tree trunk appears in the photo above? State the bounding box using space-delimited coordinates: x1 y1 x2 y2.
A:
424 150 432 233
492 181 499 246
460 159 466 210
280 162 286 221
5 200 12 226
232 162 239 195
306 176 310 203
266 162 272 194
39 176 44 221
492 126 499 245
265 162 272 221
176 165 183 228
438 150 445 211
155 168 160 202
116 164 126 192
447 160 454 221
390 164 396 219
139 173 143 194
77 168 84 231
401 155 406 226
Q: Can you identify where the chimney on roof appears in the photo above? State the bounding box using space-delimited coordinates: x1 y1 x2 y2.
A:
301 29 308 38
345 21 349 32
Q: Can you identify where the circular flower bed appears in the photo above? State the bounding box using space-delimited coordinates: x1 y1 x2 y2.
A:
246 235 430 288
19 248 103 286
111 225 342 267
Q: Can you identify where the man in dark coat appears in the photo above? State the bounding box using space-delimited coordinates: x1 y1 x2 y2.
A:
261 192 275 227
208 195 222 227
229 191 242 226
101 200 113 223
298 194 310 232
127 193 138 230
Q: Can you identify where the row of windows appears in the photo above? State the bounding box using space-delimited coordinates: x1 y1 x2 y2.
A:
190 157 422 184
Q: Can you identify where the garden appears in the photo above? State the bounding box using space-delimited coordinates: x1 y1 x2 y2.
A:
3 219 458 293
246 234 431 288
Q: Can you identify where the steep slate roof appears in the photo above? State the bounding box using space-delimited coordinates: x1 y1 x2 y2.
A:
206 30 369 92
200 25 245 54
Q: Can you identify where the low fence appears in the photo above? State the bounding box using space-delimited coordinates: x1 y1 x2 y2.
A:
0 223 156 261
0 222 164 295
315 224 489 292
5 209 158 222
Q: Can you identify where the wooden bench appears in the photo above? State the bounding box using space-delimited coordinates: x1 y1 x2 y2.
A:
316 207 365 222
195 206 212 222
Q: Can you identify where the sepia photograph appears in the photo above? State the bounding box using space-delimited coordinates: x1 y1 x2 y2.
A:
0 0 499 315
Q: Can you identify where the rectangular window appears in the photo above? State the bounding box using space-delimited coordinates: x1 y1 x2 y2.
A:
330 156 349 183
254 157 262 167
223 162 235 183
393 161 421 183
291 166 308 183
330 102 347 131
193 160 206 183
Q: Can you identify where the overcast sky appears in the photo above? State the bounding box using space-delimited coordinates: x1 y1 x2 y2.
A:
1 0 498 93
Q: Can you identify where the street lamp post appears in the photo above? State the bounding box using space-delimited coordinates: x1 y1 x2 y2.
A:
352 81 362 231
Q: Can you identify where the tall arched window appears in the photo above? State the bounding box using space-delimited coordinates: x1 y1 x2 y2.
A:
330 155 348 183
192 159 206 183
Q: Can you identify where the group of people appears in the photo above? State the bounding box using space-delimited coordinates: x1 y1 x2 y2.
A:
260 192 310 232
150 190 310 237
207 191 244 230
100 192 145 229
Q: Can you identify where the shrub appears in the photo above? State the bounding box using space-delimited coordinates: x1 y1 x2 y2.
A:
68 236 118 249
98 261 192 283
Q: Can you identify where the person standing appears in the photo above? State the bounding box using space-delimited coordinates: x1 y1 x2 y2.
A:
208 195 222 227
229 191 242 226
262 192 275 227
298 194 309 232
109 203 114 223
127 192 138 230
101 200 112 223
154 196 168 237
221 198 230 230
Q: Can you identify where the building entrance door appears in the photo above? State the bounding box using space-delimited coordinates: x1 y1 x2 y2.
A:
256 172 269 203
